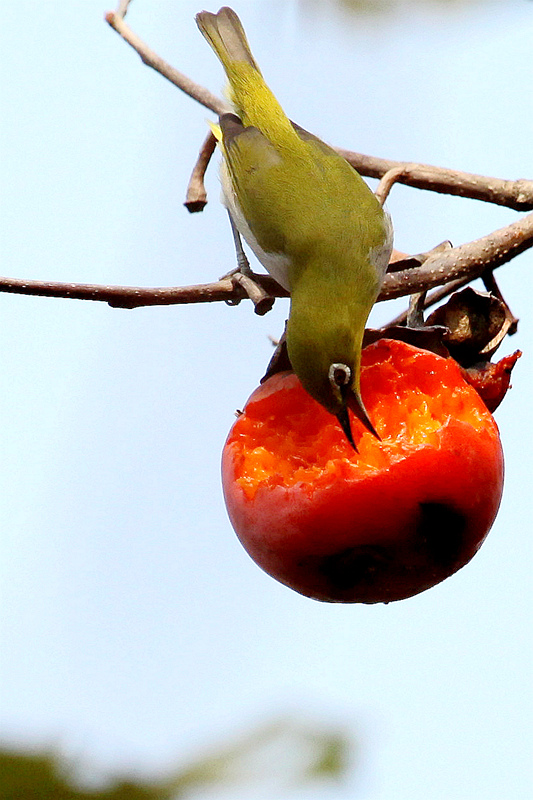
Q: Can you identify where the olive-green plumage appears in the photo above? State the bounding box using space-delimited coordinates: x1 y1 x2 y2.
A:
196 7 393 446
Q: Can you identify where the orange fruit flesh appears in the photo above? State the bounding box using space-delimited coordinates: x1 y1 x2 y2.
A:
231 340 490 501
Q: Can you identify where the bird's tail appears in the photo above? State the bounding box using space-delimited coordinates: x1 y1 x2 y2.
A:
196 8 297 150
196 7 261 76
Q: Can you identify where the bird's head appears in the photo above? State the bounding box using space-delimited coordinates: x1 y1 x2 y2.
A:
326 361 379 448
286 308 379 449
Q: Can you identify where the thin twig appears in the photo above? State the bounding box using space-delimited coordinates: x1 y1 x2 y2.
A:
482 270 519 334
232 272 276 316
0 275 266 309
385 276 473 327
184 131 217 212
406 292 427 328
105 8 229 115
116 0 133 18
374 167 406 205
386 241 452 274
4 6 530 319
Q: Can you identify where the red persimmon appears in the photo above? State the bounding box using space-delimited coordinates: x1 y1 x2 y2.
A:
222 339 504 603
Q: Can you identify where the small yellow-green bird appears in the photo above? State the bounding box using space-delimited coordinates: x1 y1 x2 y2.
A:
196 7 393 447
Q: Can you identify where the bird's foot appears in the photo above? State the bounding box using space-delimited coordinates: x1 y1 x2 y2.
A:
221 264 275 316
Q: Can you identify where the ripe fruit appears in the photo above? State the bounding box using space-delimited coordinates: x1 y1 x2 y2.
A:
222 339 504 603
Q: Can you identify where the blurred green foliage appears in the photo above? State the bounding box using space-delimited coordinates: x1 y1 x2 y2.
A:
0 718 351 799
0 750 160 800
305 0 487 15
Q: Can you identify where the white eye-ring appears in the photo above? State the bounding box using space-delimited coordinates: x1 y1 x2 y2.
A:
329 363 351 388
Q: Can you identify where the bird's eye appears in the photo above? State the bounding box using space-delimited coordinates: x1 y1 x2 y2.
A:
329 363 351 388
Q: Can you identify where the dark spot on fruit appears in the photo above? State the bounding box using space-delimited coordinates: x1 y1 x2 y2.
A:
418 502 467 569
318 546 389 592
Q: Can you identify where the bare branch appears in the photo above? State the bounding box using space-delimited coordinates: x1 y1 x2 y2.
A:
385 277 473 327
3 6 529 323
374 167 406 206
104 8 229 115
386 241 452 274
1 211 531 310
0 274 268 309
184 131 217 212
116 0 133 18
380 210 533 300
338 151 533 212
482 270 519 334
231 271 276 316
104 7 532 213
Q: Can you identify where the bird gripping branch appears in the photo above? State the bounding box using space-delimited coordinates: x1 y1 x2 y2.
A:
196 6 393 447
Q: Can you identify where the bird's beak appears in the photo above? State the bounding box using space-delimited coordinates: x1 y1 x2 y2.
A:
348 390 381 441
335 379 380 450
336 405 357 450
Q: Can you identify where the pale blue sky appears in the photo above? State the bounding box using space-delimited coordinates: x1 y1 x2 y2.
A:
1 1 532 799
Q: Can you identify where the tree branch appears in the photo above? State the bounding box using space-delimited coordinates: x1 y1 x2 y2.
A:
105 5 229 115
385 277 473 327
104 5 533 213
2 211 530 310
337 152 533 212
4 5 528 323
184 131 217 212
380 211 533 299
0 275 263 309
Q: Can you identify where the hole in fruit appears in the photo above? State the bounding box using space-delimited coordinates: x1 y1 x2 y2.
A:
417 502 467 569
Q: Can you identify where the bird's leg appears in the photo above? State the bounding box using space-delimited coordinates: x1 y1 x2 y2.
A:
220 210 254 279
221 210 275 316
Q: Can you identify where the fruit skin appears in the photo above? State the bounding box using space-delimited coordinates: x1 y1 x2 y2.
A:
222 339 504 603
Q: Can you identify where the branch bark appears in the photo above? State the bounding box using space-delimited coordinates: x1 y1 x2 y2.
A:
2 210 531 310
105 6 230 116
0 275 255 309
337 152 533 212
380 211 533 299
104 6 533 213
3 4 528 321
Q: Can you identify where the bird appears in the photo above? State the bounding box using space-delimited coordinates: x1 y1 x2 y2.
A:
196 6 393 448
